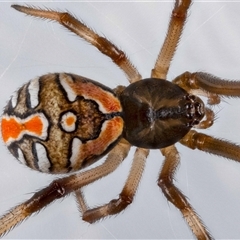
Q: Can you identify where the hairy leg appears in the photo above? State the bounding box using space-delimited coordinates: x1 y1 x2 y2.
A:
173 71 240 100
75 148 149 223
180 130 240 163
0 139 131 237
158 145 212 240
12 5 142 83
151 0 192 79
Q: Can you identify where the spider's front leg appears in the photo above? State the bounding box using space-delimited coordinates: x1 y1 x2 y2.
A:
158 145 213 240
180 130 240 164
173 70 240 164
173 71 240 100
173 71 240 129
151 0 192 79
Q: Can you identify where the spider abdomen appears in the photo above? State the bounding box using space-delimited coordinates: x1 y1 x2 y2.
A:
1 73 123 173
120 78 205 149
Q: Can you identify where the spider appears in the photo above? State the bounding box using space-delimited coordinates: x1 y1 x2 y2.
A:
1 1 240 239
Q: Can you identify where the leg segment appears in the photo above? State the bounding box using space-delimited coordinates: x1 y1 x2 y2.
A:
194 108 215 129
158 145 212 240
11 5 142 83
75 148 149 223
0 139 131 237
151 0 192 79
75 189 89 214
180 130 240 163
173 71 240 101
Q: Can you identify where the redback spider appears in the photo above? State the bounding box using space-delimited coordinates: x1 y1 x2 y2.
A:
1 1 240 239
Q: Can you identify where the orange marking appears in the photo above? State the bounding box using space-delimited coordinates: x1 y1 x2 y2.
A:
25 116 43 135
1 115 44 144
68 80 122 113
66 116 75 126
66 116 124 171
80 116 123 160
1 117 23 143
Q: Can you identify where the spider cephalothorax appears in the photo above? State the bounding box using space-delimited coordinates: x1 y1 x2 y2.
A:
120 78 205 149
1 1 240 239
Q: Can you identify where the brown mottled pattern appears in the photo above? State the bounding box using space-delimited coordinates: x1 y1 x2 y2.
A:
4 73 123 174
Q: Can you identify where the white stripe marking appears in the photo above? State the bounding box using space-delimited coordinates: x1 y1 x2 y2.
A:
59 73 77 102
28 77 40 108
11 91 18 108
35 142 51 173
70 138 82 170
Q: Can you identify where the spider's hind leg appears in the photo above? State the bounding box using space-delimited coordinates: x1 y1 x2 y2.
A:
0 139 131 237
75 148 149 223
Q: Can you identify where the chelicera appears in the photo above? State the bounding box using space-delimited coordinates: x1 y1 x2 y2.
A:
1 1 240 239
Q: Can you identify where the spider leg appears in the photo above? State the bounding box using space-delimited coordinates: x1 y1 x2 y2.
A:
158 145 213 240
74 189 89 214
11 5 142 83
151 0 192 79
0 139 131 237
173 71 240 102
180 130 240 163
74 148 149 223
194 108 215 129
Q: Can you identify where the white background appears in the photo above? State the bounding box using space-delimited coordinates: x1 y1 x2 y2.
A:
1 1 240 239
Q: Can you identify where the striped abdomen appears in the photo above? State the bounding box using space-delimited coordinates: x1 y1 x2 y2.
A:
1 73 123 173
